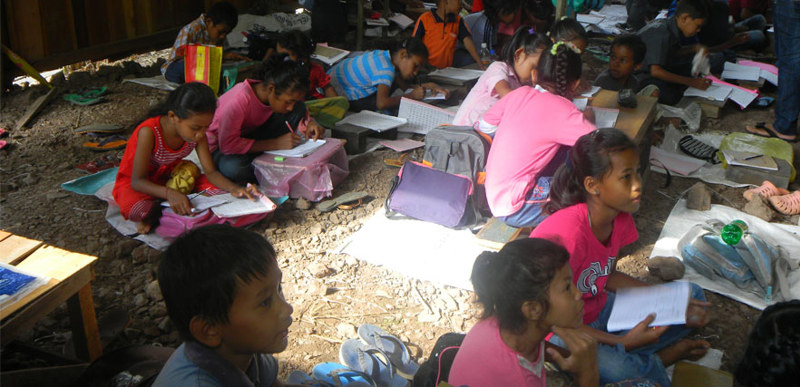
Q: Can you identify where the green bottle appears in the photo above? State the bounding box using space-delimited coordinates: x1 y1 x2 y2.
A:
721 220 748 245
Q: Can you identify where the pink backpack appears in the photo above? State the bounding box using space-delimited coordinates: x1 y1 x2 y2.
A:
155 208 269 240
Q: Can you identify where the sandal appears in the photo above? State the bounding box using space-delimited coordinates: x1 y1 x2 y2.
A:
82 135 127 151
769 191 800 215
383 153 410 168
358 324 419 380
340 339 406 387
312 362 377 387
679 135 720 164
74 123 124 134
745 122 800 143
287 371 335 386
317 191 370 213
743 180 790 201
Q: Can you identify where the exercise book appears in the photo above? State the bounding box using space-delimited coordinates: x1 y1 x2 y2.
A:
265 139 326 158
397 97 456 134
336 111 407 132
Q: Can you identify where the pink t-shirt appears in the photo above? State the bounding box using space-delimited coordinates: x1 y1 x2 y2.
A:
530 203 638 324
483 86 595 217
449 317 546 387
207 79 273 155
453 61 522 127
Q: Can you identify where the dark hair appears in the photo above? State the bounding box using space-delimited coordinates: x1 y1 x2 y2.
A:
546 128 637 213
536 42 582 97
735 300 800 386
391 37 429 60
611 34 646 65
207 1 239 29
277 30 316 65
502 26 551 69
146 82 217 119
483 0 520 26
158 225 277 342
522 0 555 22
549 17 587 45
676 0 710 19
253 53 310 95
471 238 570 333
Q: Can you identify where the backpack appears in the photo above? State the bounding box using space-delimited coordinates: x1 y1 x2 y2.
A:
423 125 491 216
413 333 465 387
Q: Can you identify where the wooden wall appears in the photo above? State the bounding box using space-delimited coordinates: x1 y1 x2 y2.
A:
2 0 252 72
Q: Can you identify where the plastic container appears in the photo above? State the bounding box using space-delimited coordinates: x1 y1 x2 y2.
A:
721 219 748 245
480 43 491 65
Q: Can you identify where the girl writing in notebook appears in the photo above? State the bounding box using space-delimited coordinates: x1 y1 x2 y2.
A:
112 83 257 234
531 128 711 386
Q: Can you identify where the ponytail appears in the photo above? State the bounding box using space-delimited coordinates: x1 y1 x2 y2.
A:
502 25 551 69
536 42 582 98
253 53 309 95
546 128 637 214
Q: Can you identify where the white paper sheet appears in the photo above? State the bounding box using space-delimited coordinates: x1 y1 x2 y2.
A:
761 70 778 86
684 84 731 101
593 107 619 128
607 281 691 332
389 13 414 29
211 193 276 217
335 111 407 132
264 139 326 158
650 146 707 176
576 14 605 25
397 97 456 134
727 87 758 109
581 86 601 97
721 62 762 82
428 67 485 81
379 138 425 152
161 194 230 212
572 98 589 111
312 44 350 66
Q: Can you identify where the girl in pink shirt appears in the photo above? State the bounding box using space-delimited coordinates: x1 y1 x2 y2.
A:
453 27 550 131
532 128 711 386
449 238 598 387
482 42 594 227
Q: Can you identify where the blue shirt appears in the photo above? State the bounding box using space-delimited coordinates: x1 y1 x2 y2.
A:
152 342 278 387
328 50 395 100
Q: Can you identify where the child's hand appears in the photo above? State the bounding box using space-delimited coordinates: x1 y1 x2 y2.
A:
686 298 711 328
406 85 426 100
548 326 599 387
621 313 667 350
167 188 193 215
305 120 325 140
275 132 302 149
422 83 450 99
689 77 712 90
231 184 257 201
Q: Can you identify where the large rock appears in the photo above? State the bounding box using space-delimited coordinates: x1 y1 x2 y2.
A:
648 256 685 281
686 182 711 211
743 195 776 222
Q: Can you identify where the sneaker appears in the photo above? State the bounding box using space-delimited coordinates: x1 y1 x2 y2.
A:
769 191 800 215
743 180 790 201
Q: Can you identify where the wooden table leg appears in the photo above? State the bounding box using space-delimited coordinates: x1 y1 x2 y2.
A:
66 283 102 361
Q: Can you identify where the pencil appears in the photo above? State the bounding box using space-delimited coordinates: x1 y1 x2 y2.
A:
744 154 763 160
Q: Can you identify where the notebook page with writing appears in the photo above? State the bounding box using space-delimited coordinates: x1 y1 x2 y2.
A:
265 139 326 158
607 281 690 332
335 111 407 132
211 193 276 217
397 97 456 134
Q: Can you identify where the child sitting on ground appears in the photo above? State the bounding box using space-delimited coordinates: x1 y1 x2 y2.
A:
637 0 712 105
531 128 711 386
413 0 485 69
735 300 800 386
454 26 550 132
594 35 647 92
152 225 294 386
450 238 599 387
161 2 250 83
112 83 257 234
328 38 449 112
481 42 595 228
550 17 588 53
272 30 338 100
207 54 325 185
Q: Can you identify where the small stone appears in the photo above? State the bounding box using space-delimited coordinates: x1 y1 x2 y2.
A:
336 322 357 339
310 262 333 278
648 256 685 281
133 293 148 307
296 198 312 210
157 317 172 332
49 71 66 87
67 71 91 85
345 256 358 266
150 303 167 317
743 195 777 222
375 289 391 298
21 173 38 186
45 192 69 201
686 182 711 211
310 224 323 234
145 280 162 300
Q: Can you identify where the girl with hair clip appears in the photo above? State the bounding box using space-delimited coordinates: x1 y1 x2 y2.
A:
327 38 449 112
481 41 594 228
735 300 800 386
113 83 258 234
454 26 551 133
549 17 588 53
206 54 325 185
449 238 599 387
531 128 711 386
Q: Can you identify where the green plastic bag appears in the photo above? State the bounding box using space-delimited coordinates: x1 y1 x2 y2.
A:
718 132 795 182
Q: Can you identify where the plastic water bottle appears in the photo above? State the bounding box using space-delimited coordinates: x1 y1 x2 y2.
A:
489 49 498 61
720 219 748 245
480 43 491 66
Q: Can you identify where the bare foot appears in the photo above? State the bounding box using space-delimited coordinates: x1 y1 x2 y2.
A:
656 339 710 366
136 221 152 234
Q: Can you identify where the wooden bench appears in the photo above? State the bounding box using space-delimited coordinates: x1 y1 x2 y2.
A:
0 231 101 361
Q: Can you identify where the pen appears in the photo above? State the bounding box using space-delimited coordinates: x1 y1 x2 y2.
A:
286 120 306 142
187 188 208 200
744 154 763 160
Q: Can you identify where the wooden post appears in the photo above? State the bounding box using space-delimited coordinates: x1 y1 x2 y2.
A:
555 0 568 21
67 284 103 361
357 0 364 51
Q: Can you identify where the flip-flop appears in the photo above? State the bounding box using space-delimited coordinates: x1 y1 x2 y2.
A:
383 153 410 168
83 135 127 151
678 135 720 164
317 191 369 213
340 339 408 387
745 122 799 142
755 96 774 107
287 370 336 386
312 362 376 387
63 93 105 106
357 324 419 380
74 123 124 134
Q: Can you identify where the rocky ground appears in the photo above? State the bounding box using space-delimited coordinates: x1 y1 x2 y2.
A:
1 46 798 386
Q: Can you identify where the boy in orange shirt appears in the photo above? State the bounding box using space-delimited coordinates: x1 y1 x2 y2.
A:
413 0 485 69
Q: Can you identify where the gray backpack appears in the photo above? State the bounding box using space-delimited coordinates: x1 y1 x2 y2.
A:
423 125 491 215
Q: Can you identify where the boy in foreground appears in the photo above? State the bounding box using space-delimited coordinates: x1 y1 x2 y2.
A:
153 225 294 386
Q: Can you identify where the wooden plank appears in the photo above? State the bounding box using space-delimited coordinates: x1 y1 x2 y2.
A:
0 235 44 265
591 90 658 144
67 284 102 360
1 364 88 386
122 0 137 38
15 244 97 281
476 217 522 250
15 87 57 130
40 0 78 55
5 0 45 65
0 230 12 242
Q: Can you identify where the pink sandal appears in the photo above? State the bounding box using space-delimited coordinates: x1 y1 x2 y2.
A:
769 191 800 215
743 180 790 201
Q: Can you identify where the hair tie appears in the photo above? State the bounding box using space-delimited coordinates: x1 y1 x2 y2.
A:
528 27 536 35
550 40 581 55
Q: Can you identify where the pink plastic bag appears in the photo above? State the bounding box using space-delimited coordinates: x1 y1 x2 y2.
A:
252 138 349 202
155 208 270 240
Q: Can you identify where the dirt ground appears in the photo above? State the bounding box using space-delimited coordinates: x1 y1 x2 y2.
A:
1 47 799 386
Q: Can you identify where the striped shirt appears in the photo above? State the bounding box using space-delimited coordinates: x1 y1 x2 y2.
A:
161 14 214 75
328 50 395 101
